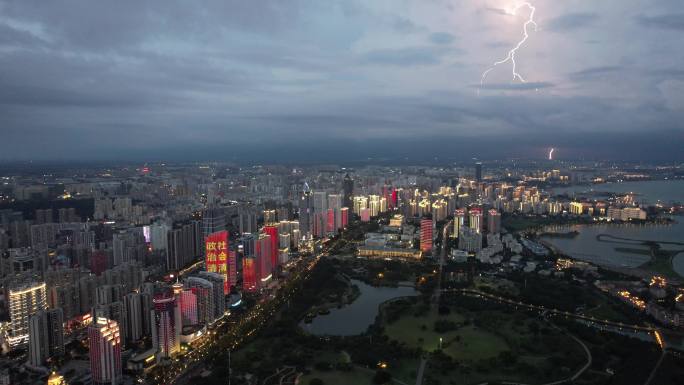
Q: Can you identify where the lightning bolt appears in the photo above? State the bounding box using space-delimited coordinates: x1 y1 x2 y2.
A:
480 2 538 93
548 148 554 160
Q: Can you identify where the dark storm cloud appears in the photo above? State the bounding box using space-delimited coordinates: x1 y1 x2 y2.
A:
0 0 681 162
637 14 684 31
568 66 623 81
429 32 455 45
475 82 554 91
361 47 445 66
546 12 600 32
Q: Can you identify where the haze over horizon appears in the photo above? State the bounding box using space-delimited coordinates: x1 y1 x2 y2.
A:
1 0 683 162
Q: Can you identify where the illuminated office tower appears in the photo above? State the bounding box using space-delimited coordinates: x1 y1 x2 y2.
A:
360 208 371 222
453 210 466 239
185 277 215 324
256 233 273 284
391 189 398 209
28 308 64 367
263 226 279 268
312 212 327 238
469 208 483 234
202 207 226 237
432 200 447 222
205 230 230 294
197 271 226 320
278 233 290 264
152 294 180 358
242 256 258 293
353 196 368 215
88 317 122 385
180 290 197 325
8 281 47 348
326 208 335 233
340 208 349 229
420 218 433 253
369 195 380 217
487 209 501 234
475 162 482 182
263 209 277 225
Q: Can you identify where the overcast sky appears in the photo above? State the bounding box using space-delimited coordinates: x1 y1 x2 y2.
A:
1 0 683 162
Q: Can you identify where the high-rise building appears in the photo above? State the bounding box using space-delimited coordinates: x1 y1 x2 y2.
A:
28 308 64 367
263 209 277 225
458 227 483 253
262 225 279 269
475 162 482 182
185 277 215 324
8 281 47 348
469 208 483 234
242 256 258 293
180 290 197 325
239 206 258 235
313 191 328 214
123 292 150 344
152 294 180 358
166 220 202 271
420 218 433 254
340 207 349 229
202 207 226 238
88 317 122 385
205 230 230 294
256 233 273 283
343 174 354 209
197 271 226 320
453 208 466 238
487 209 501 234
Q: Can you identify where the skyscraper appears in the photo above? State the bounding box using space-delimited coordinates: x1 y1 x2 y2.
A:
469 208 483 234
202 207 226 237
487 209 501 234
242 256 258 293
28 308 64 367
343 174 354 209
152 294 180 358
88 317 122 385
8 281 47 348
256 233 273 284
123 292 149 344
197 271 226 320
420 218 433 254
205 230 230 294
475 162 483 182
185 277 215 325
453 208 466 238
262 225 279 269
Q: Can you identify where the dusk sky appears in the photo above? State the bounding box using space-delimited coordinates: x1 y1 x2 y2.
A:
1 0 683 162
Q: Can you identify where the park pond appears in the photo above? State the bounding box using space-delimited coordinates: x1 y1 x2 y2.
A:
541 221 684 276
551 179 684 205
300 279 417 336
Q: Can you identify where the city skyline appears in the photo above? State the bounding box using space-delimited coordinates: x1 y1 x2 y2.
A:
1 0 683 162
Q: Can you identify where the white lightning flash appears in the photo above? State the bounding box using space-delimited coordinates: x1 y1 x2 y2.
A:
480 2 538 92
548 148 554 160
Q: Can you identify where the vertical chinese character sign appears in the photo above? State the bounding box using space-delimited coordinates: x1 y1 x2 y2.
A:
205 230 230 294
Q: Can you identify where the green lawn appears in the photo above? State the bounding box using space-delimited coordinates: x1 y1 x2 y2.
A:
299 368 374 385
384 309 508 361
442 326 509 361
